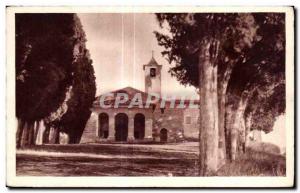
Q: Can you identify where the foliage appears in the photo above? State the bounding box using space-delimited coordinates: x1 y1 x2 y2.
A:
57 15 96 143
240 13 285 132
155 13 259 87
16 14 75 122
155 13 286 133
249 83 285 132
227 13 285 98
16 14 96 143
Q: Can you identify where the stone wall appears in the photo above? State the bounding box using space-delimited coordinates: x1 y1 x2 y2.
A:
153 106 184 142
81 103 200 143
80 107 154 143
80 112 98 143
183 108 199 138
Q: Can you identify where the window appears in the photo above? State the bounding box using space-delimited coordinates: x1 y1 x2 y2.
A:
150 68 156 77
185 116 191 124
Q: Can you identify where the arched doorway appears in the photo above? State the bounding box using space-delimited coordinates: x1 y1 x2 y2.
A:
134 113 145 140
160 128 168 142
115 113 128 141
99 113 109 139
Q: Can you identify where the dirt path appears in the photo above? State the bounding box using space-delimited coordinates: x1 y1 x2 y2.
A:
17 149 189 160
16 142 199 176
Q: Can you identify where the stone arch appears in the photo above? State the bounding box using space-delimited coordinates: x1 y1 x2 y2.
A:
160 128 168 142
134 113 145 140
115 113 128 141
99 113 109 139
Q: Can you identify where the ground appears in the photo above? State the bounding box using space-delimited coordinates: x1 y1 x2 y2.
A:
16 142 286 176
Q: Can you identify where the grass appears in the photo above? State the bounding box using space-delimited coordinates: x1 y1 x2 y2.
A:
217 149 286 176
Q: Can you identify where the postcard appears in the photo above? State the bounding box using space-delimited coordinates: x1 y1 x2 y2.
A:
6 6 294 187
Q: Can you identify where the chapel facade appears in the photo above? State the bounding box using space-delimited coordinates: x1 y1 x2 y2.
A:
80 57 200 143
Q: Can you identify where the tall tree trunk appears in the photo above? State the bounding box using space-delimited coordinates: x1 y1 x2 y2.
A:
49 127 58 144
19 121 34 147
36 120 46 145
225 104 234 159
238 116 246 153
27 122 35 146
16 118 25 148
244 112 253 149
217 84 226 167
198 38 219 175
20 122 29 147
55 127 60 144
43 125 50 144
217 66 232 167
33 121 40 144
229 97 249 161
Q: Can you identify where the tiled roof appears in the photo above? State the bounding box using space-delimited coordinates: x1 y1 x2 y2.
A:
94 86 199 108
94 86 150 107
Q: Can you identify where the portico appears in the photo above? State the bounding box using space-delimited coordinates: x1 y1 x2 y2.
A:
94 108 153 142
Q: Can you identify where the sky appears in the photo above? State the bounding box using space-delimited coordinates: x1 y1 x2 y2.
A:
261 115 286 152
78 13 198 98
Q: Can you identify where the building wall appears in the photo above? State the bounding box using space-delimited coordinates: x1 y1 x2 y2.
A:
80 107 154 143
183 108 199 138
81 103 200 143
153 106 184 142
80 112 98 143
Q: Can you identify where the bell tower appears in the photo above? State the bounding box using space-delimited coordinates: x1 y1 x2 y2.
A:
143 53 162 96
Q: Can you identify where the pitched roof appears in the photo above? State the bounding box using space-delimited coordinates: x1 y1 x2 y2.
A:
143 57 162 69
148 57 159 66
94 86 151 107
93 86 200 108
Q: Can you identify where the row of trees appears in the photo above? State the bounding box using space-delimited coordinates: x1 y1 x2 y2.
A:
155 13 285 175
16 14 96 148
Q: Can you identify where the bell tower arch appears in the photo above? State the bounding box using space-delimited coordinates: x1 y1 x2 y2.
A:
143 53 162 96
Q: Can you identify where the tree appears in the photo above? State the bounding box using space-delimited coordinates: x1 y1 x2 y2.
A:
155 13 285 174
245 14 285 136
58 50 96 144
225 13 285 159
16 14 75 147
155 13 259 174
243 81 285 149
50 15 96 144
15 14 96 147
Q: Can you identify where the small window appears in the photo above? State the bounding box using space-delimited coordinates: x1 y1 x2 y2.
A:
185 116 191 124
150 68 156 77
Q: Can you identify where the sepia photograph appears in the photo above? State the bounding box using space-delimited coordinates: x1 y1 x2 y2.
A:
6 6 294 187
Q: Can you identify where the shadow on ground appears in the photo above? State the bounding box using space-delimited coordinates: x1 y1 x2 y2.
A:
16 143 286 176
